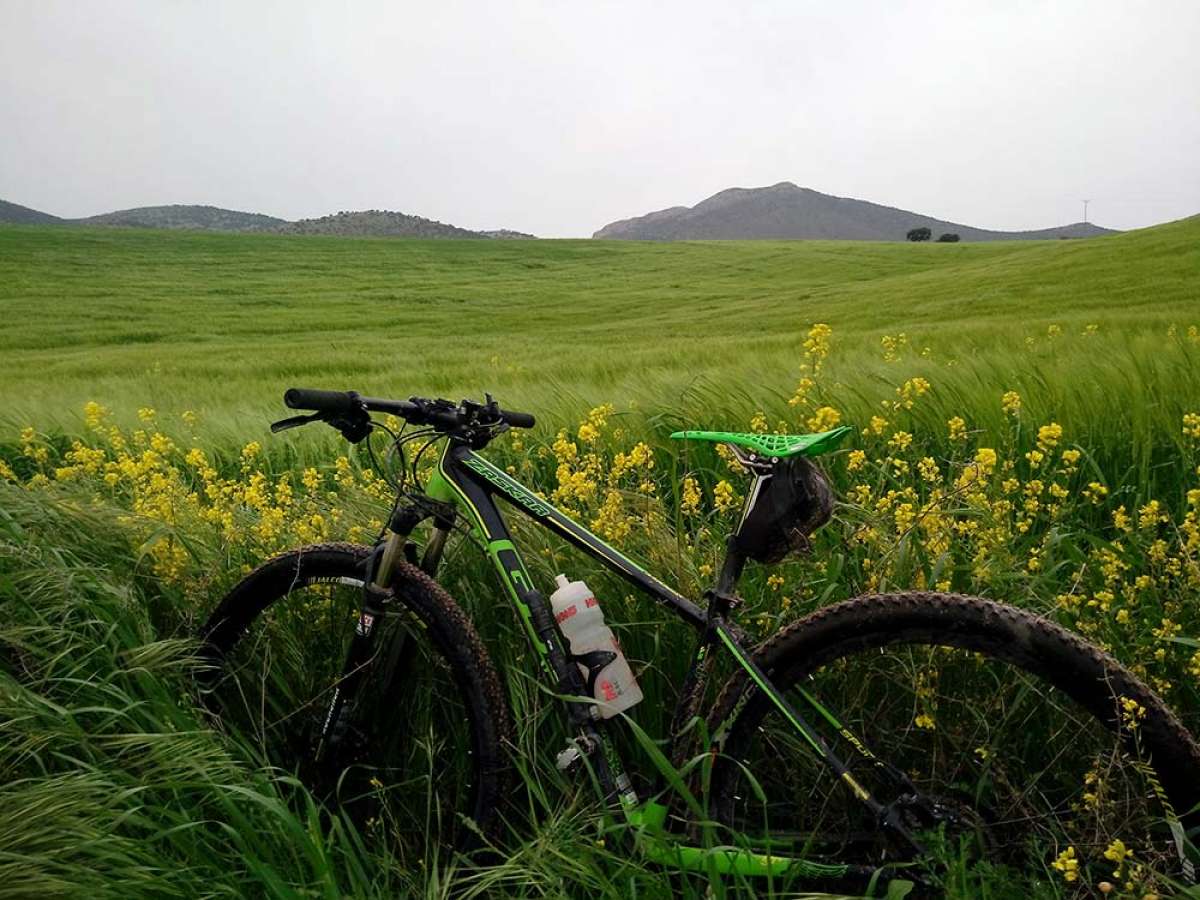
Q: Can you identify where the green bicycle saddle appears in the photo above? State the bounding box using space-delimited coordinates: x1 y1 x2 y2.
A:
669 424 853 459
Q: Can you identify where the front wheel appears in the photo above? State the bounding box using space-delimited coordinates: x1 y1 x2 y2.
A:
198 543 513 860
707 592 1200 892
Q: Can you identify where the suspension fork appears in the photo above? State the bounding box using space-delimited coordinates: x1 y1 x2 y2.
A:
315 488 452 763
314 540 394 765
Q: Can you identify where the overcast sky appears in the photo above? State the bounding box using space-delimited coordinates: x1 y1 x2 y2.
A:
2 1 1197 237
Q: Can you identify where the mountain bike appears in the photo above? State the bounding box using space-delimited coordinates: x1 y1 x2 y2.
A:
199 388 1200 890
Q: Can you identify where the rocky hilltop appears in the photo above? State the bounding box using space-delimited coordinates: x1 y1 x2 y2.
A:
594 182 1116 242
272 210 534 239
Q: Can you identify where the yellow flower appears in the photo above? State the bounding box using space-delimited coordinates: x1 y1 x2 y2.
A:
1138 500 1166 529
887 431 913 452
586 403 615 430
83 401 109 429
577 422 600 443
1184 412 1200 442
749 412 768 434
1103 840 1130 867
552 430 578 463
181 410 198 427
1061 448 1081 467
1120 696 1147 729
713 480 737 514
787 376 815 408
891 377 931 411
1001 391 1022 416
846 449 866 472
766 574 784 591
974 447 998 474
680 476 701 516
914 713 935 731
806 406 841 432
1083 481 1108 504
1113 505 1132 532
864 415 888 437
137 407 156 424
880 333 907 362
1037 422 1063 451
1052 846 1079 882
947 416 967 442
803 323 833 373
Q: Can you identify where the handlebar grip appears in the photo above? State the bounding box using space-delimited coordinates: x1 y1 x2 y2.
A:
503 409 536 429
283 388 363 415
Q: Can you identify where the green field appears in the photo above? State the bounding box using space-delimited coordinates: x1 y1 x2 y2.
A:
1 218 1197 434
2 219 1200 897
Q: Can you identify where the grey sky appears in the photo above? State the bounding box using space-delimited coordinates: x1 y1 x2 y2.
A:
2 0 1198 237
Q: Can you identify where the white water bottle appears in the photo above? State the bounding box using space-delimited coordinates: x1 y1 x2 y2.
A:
549 574 643 717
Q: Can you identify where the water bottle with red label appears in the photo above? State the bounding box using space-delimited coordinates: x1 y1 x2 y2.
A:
549 574 643 717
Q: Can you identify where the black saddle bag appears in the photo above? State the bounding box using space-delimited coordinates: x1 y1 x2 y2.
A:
733 456 834 564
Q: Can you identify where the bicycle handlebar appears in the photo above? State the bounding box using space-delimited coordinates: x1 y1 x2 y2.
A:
282 387 535 432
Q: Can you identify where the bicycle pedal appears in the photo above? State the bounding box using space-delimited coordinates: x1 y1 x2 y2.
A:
555 735 597 774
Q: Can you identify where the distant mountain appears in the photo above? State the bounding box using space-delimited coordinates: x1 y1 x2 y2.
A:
0 199 535 238
594 183 1117 242
272 210 535 239
76 204 286 231
0 199 63 225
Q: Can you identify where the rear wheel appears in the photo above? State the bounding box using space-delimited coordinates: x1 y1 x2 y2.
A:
199 543 512 860
708 593 1200 892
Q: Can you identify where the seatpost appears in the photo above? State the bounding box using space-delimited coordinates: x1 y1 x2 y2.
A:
707 534 746 620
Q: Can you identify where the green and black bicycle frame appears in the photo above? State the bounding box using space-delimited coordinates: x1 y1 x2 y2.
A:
365 439 925 878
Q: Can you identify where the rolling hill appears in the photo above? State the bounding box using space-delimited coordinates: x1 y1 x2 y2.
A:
77 204 287 231
0 199 63 225
0 199 534 238
594 182 1117 242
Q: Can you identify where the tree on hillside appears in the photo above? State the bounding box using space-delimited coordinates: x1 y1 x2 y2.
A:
936 232 960 243
906 227 932 242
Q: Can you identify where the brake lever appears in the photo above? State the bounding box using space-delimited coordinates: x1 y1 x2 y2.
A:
270 413 323 433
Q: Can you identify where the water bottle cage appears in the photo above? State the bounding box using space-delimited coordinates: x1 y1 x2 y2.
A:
569 648 619 698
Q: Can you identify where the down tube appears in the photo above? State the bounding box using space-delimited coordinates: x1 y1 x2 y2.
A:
446 444 707 631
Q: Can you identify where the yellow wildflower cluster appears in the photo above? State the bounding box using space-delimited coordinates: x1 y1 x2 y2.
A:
806 406 841 432
802 323 832 373
1001 390 1022 417
1052 845 1079 882
889 377 931 412
549 405 662 542
947 416 968 443
788 323 834 407
880 332 907 362
12 403 389 589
